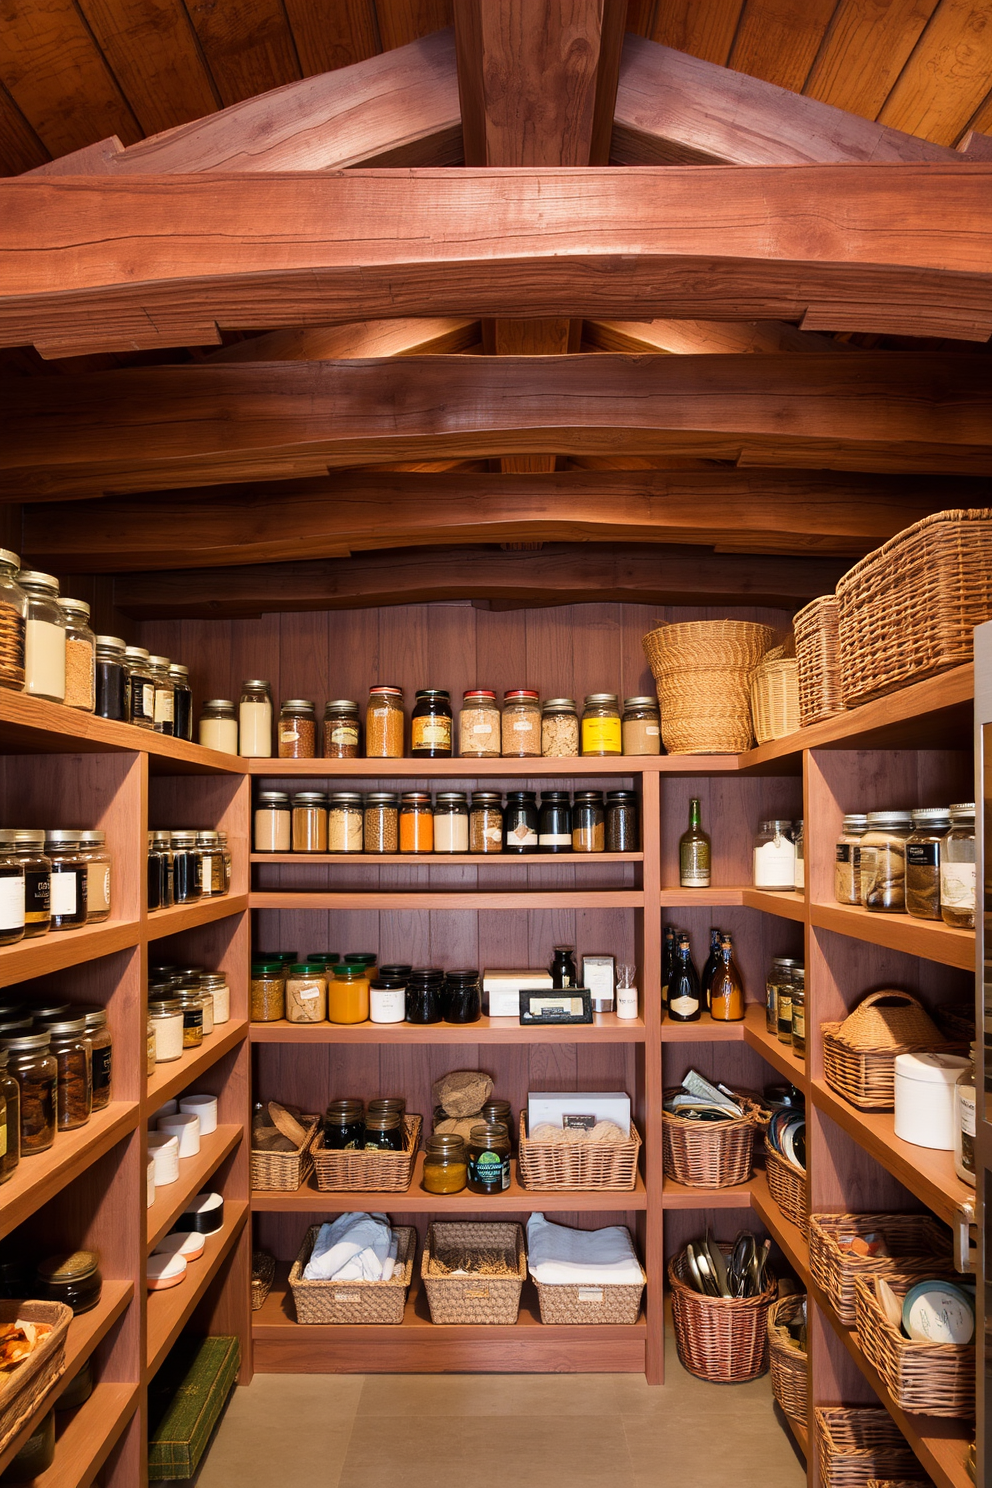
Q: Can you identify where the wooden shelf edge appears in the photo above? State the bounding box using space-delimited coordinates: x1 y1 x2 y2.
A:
782 1410 808 1460
146 1126 243 1251
0 1103 141 1242
251 851 644 865
146 1200 249 1376
33 1381 139 1488
248 756 734 777
144 1021 248 1110
661 1013 745 1042
0 921 141 991
809 901 974 971
145 894 248 939
742 1005 809 1089
740 888 807 923
748 1171 811 1286
249 1015 646 1044
249 890 644 909
662 1177 754 1209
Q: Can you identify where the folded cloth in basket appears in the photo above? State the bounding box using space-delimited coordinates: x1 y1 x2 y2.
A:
526 1213 642 1286
303 1212 399 1282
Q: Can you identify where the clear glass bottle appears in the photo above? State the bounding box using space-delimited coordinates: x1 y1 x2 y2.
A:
399 793 433 854
19 571 66 703
753 819 796 891
364 793 399 854
124 646 156 730
278 699 316 759
459 690 500 758
860 810 912 913
941 804 976 929
790 965 806 1056
322 700 359 759
58 599 96 712
196 831 226 897
45 831 88 929
198 699 238 754
622 696 661 755
434 793 469 853
469 792 503 854
679 797 711 887
0 844 24 946
581 693 622 757
365 685 404 758
239 680 273 758
834 813 868 905
953 1042 977 1187
793 820 804 892
168 663 193 740
95 637 128 722
146 654 175 735
905 807 950 920
291 793 328 854
0 830 49 938
0 551 26 693
501 690 541 757
541 698 579 757
77 830 111 923
255 791 291 853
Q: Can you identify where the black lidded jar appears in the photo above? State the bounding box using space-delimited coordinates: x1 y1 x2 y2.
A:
35 1250 103 1315
538 791 572 853
147 831 174 910
467 1120 511 1195
443 970 482 1025
324 1098 365 1150
405 968 444 1025
170 831 202 904
503 790 539 853
410 689 452 758
363 1109 404 1152
95 636 128 722
168 664 193 741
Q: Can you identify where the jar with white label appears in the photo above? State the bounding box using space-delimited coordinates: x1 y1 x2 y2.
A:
124 647 156 730
434 793 469 853
285 963 327 1023
239 680 273 758
45 831 88 930
77 831 111 923
370 973 407 1024
459 690 500 758
200 973 230 1025
0 847 25 947
622 696 661 755
255 791 291 852
198 699 238 754
753 820 796 891
147 655 175 736
954 1043 977 1187
503 791 539 853
196 832 227 897
834 814 868 904
501 690 541 757
941 804 975 930
19 571 66 704
0 830 49 938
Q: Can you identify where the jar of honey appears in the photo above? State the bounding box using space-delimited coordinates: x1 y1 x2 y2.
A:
422 1133 467 1194
328 962 370 1024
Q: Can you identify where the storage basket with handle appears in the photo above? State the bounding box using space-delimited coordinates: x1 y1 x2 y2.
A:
421 1221 526 1325
309 1113 422 1193
815 1407 919 1488
0 1301 73 1456
517 1119 641 1191
793 594 845 725
808 1213 952 1326
662 1090 762 1189
642 620 775 754
668 1243 775 1383
764 1139 808 1237
821 990 952 1111
288 1224 416 1325
251 1114 319 1192
853 1272 975 1418
750 653 800 744
837 508 992 707
767 1292 808 1426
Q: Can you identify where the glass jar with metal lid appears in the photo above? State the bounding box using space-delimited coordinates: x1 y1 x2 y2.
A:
328 793 364 853
58 598 96 713
443 970 481 1024
173 991 205 1047
581 694 621 757
200 972 229 1025
467 1121 511 1195
286 963 327 1023
622 696 661 755
277 699 316 759
790 966 807 1056
834 813 868 905
46 1018 92 1130
1 1032 57 1154
147 831 174 910
95 637 128 722
411 689 452 758
36 1251 102 1315
941 804 976 930
366 685 404 758
148 998 184 1061
168 663 192 740
0 840 25 946
501 689 541 757
146 655 175 735
239 680 273 758
74 1006 112 1109
19 571 65 704
765 956 800 1036
324 1099 365 1150
753 820 796 891
572 791 605 853
170 831 202 902
469 792 503 853
196 831 226 897
905 807 950 921
250 962 285 1022
0 551 25 693
538 791 571 852
292 792 328 854
218 830 232 889
405 969 444 1025
860 810 913 913
364 793 399 853
45 830 88 929
606 791 639 852
255 791 291 853
503 790 539 853
422 1133 467 1193
459 690 500 758
198 699 238 754
364 1109 404 1152
367 1097 406 1120
322 700 360 759
434 793 469 853
0 1048 19 1184
399 793 433 854
124 646 156 729
541 698 579 757
77 830 111 923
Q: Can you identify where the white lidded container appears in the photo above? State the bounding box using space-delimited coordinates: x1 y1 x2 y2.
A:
893 1051 971 1150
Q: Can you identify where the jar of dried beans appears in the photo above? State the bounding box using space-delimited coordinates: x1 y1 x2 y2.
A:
328 792 364 853
58 598 96 713
501 690 541 757
459 690 500 758
905 807 950 921
470 792 503 853
278 699 316 758
366 685 404 758
323 699 360 759
364 793 399 853
0 551 25 694
46 1018 92 1131
541 698 579 757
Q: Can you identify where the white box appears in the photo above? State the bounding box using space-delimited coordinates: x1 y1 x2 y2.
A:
483 969 552 1018
582 955 615 1013
527 1091 631 1137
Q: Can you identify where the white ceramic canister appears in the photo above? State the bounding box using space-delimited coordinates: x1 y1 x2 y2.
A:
893 1052 971 1150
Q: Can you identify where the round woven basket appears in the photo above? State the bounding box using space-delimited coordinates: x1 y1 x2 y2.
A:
669 1245 776 1383
768 1293 808 1425
662 1091 762 1189
642 620 776 754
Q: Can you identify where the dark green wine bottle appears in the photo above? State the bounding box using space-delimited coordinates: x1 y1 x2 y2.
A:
667 932 700 1022
701 926 722 1013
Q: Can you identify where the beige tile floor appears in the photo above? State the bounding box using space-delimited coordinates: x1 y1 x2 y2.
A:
191 1332 807 1488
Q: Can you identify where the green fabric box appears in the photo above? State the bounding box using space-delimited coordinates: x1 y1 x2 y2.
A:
148 1335 240 1481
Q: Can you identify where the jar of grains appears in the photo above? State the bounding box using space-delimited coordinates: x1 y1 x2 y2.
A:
328 793 364 853
46 1018 92 1131
255 791 291 852
323 699 360 759
541 698 579 757
292 793 328 854
0 551 25 693
622 696 661 755
79 1007 112 1109
503 791 539 853
149 999 184 1061
168 663 193 740
46 831 88 930
0 842 25 947
459 690 500 758
941 804 976 929
58 599 96 713
905 807 950 920
124 647 156 730
411 689 452 758
364 793 399 853
239 680 273 758
399 793 433 853
95 637 128 722
198 700 238 754
434 793 469 853
278 699 316 758
470 792 503 853
286 963 327 1023
834 813 868 905
366 686 404 758
572 791 605 852
581 694 622 757
501 689 541 757
197 832 226 897
200 973 230 1025
146 655 175 735
250 963 285 1022
77 830 111 922
0 831 49 939
2 1033 58 1154
20 572 66 704
860 811 912 913
538 792 571 852
606 791 639 852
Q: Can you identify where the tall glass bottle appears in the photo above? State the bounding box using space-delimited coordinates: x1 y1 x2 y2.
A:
679 797 711 888
710 933 745 1022
700 927 722 1013
667 932 700 1022
661 925 676 1012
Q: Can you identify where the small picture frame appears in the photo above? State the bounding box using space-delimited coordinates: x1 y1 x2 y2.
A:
519 988 593 1025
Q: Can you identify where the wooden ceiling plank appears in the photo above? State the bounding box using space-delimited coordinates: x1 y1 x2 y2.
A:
281 0 379 77
647 0 745 64
728 0 840 93
0 81 50 176
73 0 220 137
878 0 992 146
204 317 479 362
180 0 302 106
24 468 973 573
613 31 964 164
803 0 939 120
26 29 460 175
585 318 849 354
3 354 990 499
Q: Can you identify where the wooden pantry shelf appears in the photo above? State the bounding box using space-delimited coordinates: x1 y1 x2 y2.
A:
31 1382 138 1488
0 920 140 991
662 1177 754 1209
660 1012 745 1042
251 851 643 865
749 1170 810 1286
249 756 735 777
249 1013 645 1043
251 1154 647 1213
810 901 974 970
743 1005 808 1089
250 889 642 910
145 1020 248 1109
658 887 806 921
0 1102 140 1241
741 888 808 923
146 1199 249 1375
146 1125 243 1251
145 893 248 939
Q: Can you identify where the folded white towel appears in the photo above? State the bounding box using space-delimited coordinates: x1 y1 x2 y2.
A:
526 1213 643 1286
303 1212 396 1282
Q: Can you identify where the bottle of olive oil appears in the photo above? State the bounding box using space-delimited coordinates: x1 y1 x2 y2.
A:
710 932 745 1022
679 797 711 888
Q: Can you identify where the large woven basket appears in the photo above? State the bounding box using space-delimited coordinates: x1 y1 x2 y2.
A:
767 1293 808 1426
533 1241 646 1326
421 1222 526 1325
310 1114 422 1193
250 1115 319 1192
815 1407 919 1488
854 1273 975 1418
288 1224 416 1325
750 656 800 743
642 620 775 754
517 1120 641 1191
837 509 992 706
793 594 846 725
662 1091 762 1189
668 1245 775 1383
821 990 950 1111
0 1301 73 1457
765 1141 809 1237
809 1213 952 1326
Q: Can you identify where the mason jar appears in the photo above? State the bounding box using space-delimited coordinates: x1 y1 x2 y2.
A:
399 793 434 854
146 654 175 735
327 793 364 853
47 1018 92 1131
753 820 796 891
364 793 399 854
501 690 541 757
1 1032 58 1153
411 689 452 758
622 696 661 755
239 680 273 758
124 646 156 730
503 791 539 853
169 830 202 903
292 793 328 854
278 699 316 759
365 685 404 758
835 813 868 905
905 807 950 920
433 793 469 853
0 551 26 693
572 791 605 853
196 831 227 896
77 830 111 923
255 791 291 853
541 698 579 758
0 830 48 938
941 804 976 930
168 663 193 740
19 571 66 704
860 811 912 913
198 699 238 754
45 831 88 929
147 831 174 910
581 694 622 757
95 637 128 722
469 792 503 853
57 598 96 713
459 690 500 758
0 845 25 946
322 700 360 759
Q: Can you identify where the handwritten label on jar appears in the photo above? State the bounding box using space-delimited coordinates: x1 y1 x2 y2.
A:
472 724 493 734
509 823 538 847
330 725 359 747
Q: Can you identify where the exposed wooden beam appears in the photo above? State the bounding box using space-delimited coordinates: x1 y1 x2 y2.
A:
2 167 990 358
957 130 992 162
4 355 989 500
111 543 849 619
24 29 462 176
612 33 966 166
25 468 975 573
584 318 848 355
204 318 479 363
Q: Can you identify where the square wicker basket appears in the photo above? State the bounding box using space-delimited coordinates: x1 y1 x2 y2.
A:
421 1222 526 1325
808 1213 953 1326
793 594 846 726
309 1114 422 1193
288 1223 416 1325
516 1120 641 1191
532 1227 646 1325
815 1407 919 1488
0 1301 73 1457
853 1273 975 1418
250 1115 319 1192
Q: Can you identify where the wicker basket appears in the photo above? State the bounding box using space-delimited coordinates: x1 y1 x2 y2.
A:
533 1246 646 1326
642 620 776 754
517 1120 641 1191
251 1115 319 1192
854 1273 975 1418
310 1114 422 1193
767 1293 808 1426
815 1407 919 1488
866 1481 934 1488
668 1244 775 1383
251 1251 276 1312
794 594 846 726
821 990 950 1111
765 1141 809 1237
750 656 800 743
662 1091 762 1189
809 1213 953 1326
0 1301 73 1456
288 1224 416 1324
837 509 992 707
421 1222 526 1325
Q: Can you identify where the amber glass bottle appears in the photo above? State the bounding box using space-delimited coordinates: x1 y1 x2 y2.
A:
710 933 745 1021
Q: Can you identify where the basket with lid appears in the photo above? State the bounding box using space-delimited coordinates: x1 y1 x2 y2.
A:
821 990 956 1111
808 1212 952 1325
642 620 775 754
